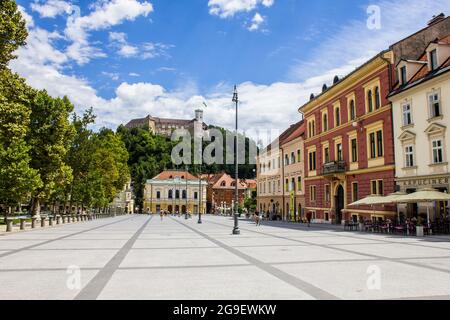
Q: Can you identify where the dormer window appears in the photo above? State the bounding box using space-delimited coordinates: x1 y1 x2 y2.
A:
400 66 407 85
430 49 438 70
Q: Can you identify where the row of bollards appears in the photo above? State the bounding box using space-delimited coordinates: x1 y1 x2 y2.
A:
4 212 129 233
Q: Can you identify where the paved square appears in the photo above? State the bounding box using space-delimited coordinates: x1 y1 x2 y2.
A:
1 214 450 300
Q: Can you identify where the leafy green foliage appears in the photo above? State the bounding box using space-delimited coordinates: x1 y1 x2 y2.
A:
0 0 28 68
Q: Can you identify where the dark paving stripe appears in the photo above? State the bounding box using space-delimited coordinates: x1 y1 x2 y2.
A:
172 218 339 300
74 216 152 300
0 216 137 259
206 219 450 276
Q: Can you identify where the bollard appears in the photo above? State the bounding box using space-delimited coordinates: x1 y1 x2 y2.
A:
40 217 46 228
49 217 54 226
62 215 66 224
56 215 61 225
31 217 37 229
72 215 76 223
20 218 26 230
6 218 14 232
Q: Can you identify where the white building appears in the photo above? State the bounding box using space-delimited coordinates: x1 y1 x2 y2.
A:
389 35 450 221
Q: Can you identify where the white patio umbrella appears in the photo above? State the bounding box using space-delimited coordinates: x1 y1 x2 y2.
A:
349 195 385 206
393 188 450 224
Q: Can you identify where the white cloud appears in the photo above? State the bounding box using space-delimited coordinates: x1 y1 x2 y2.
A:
108 32 172 59
289 0 450 81
31 0 75 18
208 0 274 18
64 0 154 64
11 0 450 140
247 12 264 31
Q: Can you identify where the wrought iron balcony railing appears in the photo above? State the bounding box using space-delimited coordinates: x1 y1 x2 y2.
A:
322 161 347 175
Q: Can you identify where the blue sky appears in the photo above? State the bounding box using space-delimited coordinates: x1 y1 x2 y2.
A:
11 0 450 142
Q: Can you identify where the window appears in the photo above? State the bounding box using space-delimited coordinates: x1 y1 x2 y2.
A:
182 190 187 199
370 133 376 159
291 178 296 192
194 192 198 199
309 151 317 171
335 107 341 127
375 87 381 109
285 179 289 192
336 143 343 161
352 182 359 202
405 145 414 167
377 131 383 157
310 186 317 202
157 191 161 199
308 119 316 137
291 152 295 164
430 49 438 70
325 185 331 203
432 139 444 164
323 113 328 132
324 147 330 164
367 90 373 112
371 180 384 195
370 130 384 158
429 92 441 118
297 150 301 162
351 138 358 163
297 177 302 191
402 103 412 126
176 190 180 199
349 100 356 121
284 154 289 166
400 66 407 85
168 190 173 199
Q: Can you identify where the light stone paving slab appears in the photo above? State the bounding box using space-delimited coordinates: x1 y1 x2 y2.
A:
273 260 450 300
330 243 450 259
120 247 249 268
234 245 371 264
33 239 129 250
132 238 218 249
0 240 49 250
98 266 315 300
0 269 99 300
0 249 118 270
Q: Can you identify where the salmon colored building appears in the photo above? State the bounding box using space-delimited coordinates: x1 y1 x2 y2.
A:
299 51 397 224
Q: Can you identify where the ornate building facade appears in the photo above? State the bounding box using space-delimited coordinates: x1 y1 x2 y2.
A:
144 171 207 214
389 34 450 221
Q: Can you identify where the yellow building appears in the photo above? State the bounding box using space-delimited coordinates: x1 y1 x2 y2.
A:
143 170 207 214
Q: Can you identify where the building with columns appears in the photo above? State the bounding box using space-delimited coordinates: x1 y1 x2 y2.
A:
143 170 207 214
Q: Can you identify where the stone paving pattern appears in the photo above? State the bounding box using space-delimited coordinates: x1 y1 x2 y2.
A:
1 215 450 300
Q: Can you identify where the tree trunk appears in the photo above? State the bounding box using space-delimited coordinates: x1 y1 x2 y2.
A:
31 198 41 217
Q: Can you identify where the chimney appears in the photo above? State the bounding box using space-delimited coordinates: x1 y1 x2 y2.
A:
428 13 445 26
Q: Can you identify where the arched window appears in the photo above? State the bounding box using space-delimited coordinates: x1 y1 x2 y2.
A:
375 87 381 109
156 191 161 199
168 190 173 199
367 90 373 112
323 113 328 131
231 181 236 187
221 181 226 187
182 190 187 199
350 99 356 120
175 190 180 199
335 107 341 126
285 154 289 166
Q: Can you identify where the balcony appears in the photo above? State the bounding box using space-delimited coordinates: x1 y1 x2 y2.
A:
322 161 346 176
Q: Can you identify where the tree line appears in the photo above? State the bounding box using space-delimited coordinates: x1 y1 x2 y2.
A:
0 1 130 217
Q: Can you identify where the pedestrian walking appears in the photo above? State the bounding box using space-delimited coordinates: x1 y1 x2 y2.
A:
254 210 261 227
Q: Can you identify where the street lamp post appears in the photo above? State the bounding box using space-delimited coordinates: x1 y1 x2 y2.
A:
185 166 189 220
232 85 240 235
198 171 202 224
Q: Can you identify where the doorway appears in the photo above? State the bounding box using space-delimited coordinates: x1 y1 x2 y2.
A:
335 185 344 224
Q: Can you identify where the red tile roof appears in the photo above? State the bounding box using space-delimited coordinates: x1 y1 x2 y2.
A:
152 170 199 181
